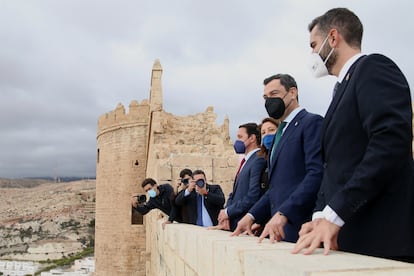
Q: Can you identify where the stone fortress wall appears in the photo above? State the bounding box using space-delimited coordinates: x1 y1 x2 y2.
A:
95 60 238 275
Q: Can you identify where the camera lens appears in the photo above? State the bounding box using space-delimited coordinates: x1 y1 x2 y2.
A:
138 194 147 204
196 179 205 188
181 178 189 185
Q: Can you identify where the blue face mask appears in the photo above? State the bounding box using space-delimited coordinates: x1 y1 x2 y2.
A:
262 134 275 150
147 189 157 198
233 140 246 154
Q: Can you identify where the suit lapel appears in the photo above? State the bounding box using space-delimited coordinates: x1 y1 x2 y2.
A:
233 153 255 194
321 56 366 152
269 109 307 177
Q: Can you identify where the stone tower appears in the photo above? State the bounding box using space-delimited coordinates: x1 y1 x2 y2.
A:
95 60 238 275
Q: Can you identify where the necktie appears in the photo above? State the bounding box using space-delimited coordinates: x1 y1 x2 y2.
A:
196 194 203 226
270 121 287 163
332 81 340 98
235 158 246 179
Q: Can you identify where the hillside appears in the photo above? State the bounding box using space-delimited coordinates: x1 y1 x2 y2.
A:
0 180 95 261
0 178 54 188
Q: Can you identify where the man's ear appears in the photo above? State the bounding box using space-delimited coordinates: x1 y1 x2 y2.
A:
290 87 298 100
329 28 339 48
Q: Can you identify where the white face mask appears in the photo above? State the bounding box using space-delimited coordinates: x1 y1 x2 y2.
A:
309 34 335 78
147 188 157 198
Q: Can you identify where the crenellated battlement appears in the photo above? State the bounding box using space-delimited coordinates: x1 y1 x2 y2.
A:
97 100 151 137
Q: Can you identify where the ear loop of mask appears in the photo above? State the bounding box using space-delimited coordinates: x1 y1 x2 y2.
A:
318 34 335 64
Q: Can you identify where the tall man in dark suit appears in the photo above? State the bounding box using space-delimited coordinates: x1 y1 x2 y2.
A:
292 8 414 263
175 170 225 227
217 123 266 231
232 74 324 243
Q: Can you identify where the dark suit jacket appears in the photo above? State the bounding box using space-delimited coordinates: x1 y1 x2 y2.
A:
134 184 180 222
250 109 324 242
175 184 225 226
316 54 414 259
226 150 266 231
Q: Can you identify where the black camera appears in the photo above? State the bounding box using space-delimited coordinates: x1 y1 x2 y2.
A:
181 178 189 185
195 179 205 188
136 194 147 204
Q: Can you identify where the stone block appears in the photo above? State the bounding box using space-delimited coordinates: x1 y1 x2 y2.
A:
243 246 414 276
158 165 172 181
163 243 176 274
174 254 185 276
182 225 199 271
184 264 198 276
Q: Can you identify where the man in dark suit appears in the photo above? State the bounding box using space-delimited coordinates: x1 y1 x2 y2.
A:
232 74 324 243
217 123 266 231
175 170 225 227
292 8 414 263
131 178 179 224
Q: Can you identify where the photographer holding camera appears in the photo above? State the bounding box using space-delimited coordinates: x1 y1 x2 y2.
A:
174 168 192 194
173 169 193 224
175 169 225 227
131 178 179 227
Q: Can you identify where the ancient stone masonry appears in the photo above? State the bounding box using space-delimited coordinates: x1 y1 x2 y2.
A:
95 59 238 276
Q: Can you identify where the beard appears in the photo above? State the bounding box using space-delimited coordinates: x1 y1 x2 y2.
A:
319 43 338 75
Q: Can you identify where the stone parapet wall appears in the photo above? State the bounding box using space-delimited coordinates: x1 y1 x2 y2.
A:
146 211 414 276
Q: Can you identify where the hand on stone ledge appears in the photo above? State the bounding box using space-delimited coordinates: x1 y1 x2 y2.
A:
208 219 230 231
162 220 172 230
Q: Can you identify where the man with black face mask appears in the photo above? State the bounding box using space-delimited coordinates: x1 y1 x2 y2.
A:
232 73 324 243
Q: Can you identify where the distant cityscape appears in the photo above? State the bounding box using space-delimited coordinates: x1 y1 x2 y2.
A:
0 257 94 276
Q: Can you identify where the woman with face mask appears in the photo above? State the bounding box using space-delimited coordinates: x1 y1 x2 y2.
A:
258 117 280 160
251 117 280 219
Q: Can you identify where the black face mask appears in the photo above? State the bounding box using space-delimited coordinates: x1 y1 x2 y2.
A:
265 97 285 119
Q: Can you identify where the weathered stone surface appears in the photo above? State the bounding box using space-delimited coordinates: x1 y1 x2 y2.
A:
148 210 414 276
95 60 239 275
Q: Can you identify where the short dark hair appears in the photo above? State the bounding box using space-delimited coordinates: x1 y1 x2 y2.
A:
308 8 363 49
141 178 157 188
192 170 206 178
261 117 280 128
239 122 261 146
179 168 192 178
263 74 297 91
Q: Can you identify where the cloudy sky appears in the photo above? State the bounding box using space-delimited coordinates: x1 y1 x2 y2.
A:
0 0 412 178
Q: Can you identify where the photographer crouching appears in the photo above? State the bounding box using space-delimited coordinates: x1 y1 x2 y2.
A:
131 178 180 229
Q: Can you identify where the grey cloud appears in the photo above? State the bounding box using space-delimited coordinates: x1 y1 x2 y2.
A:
0 1 412 178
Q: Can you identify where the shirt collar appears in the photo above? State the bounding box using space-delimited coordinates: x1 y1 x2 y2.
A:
338 53 364 83
244 148 260 161
284 106 304 124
